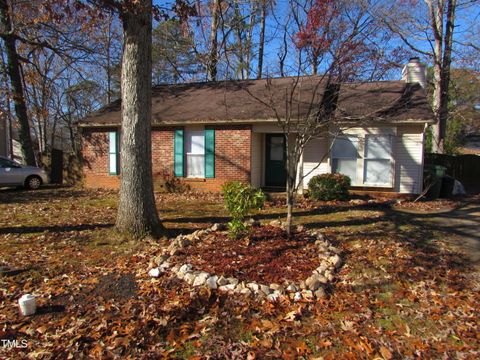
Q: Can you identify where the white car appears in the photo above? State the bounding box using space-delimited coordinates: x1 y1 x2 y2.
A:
0 156 49 189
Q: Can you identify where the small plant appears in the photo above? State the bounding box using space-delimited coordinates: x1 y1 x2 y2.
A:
221 181 265 238
307 173 351 201
154 170 190 193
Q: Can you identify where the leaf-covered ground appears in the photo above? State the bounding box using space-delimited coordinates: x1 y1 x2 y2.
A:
0 187 479 359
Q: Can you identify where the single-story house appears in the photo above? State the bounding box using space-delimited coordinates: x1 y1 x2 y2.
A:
79 69 433 195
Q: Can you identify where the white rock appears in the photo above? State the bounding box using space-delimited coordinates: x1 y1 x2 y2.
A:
217 276 229 286
328 254 342 268
218 284 236 292
269 220 282 227
159 262 171 271
317 263 328 273
293 292 302 301
236 282 246 290
227 277 239 286
296 225 305 232
243 218 258 227
314 288 326 299
206 275 218 289
179 264 193 274
301 290 314 300
148 268 161 278
240 288 252 296
193 272 210 287
269 283 284 292
305 275 322 291
247 282 260 292
211 223 226 232
286 284 298 292
267 293 280 302
184 273 196 285
260 285 272 295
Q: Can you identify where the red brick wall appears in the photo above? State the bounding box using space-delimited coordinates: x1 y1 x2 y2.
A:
81 128 120 189
151 127 174 175
81 125 252 191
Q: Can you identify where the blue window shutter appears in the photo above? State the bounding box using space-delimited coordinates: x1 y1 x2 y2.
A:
174 129 184 177
204 129 215 178
108 131 119 175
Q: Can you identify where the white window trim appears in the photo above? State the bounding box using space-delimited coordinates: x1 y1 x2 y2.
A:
331 135 360 185
185 128 205 178
362 134 394 187
330 132 395 188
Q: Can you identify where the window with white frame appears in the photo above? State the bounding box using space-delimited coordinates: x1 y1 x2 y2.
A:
331 136 359 184
108 131 119 175
185 130 205 178
363 135 392 186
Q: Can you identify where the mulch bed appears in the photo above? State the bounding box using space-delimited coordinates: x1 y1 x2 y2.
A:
171 226 321 284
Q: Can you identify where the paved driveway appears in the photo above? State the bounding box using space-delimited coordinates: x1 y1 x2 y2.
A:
402 200 480 269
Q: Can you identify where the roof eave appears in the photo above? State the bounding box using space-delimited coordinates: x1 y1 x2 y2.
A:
78 117 435 128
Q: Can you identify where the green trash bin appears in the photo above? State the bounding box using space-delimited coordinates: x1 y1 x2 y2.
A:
424 165 446 200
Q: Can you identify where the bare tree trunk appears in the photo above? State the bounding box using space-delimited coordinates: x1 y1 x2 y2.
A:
426 0 456 154
0 0 36 165
427 0 444 153
257 0 266 79
208 0 220 81
116 0 163 239
438 0 456 149
285 134 298 237
279 22 288 77
0 45 14 158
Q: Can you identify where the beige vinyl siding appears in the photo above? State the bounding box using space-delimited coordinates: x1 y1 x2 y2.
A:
302 138 330 189
251 133 263 187
300 125 425 194
394 126 424 194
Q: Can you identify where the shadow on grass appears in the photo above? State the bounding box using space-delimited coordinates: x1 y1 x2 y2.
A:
0 223 113 235
335 206 477 293
0 185 116 205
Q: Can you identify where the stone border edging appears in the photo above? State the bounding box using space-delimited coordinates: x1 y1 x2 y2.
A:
148 222 343 302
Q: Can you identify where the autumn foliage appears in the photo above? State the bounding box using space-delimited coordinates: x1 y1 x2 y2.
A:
295 0 337 52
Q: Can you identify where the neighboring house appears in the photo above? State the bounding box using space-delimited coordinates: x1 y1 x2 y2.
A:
79 63 433 195
461 135 480 155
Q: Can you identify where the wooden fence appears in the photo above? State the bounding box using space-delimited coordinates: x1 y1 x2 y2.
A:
425 153 480 192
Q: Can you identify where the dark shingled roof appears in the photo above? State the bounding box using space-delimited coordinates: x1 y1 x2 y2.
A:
80 76 433 126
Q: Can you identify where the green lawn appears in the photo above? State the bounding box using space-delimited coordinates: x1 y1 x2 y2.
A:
0 187 478 359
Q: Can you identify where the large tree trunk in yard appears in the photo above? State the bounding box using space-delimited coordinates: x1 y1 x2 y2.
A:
116 0 163 239
427 0 456 154
0 0 36 165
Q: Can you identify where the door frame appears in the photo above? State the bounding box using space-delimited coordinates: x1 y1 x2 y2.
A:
264 133 287 188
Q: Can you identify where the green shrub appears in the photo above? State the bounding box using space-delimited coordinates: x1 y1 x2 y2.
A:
307 173 351 201
221 181 265 238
